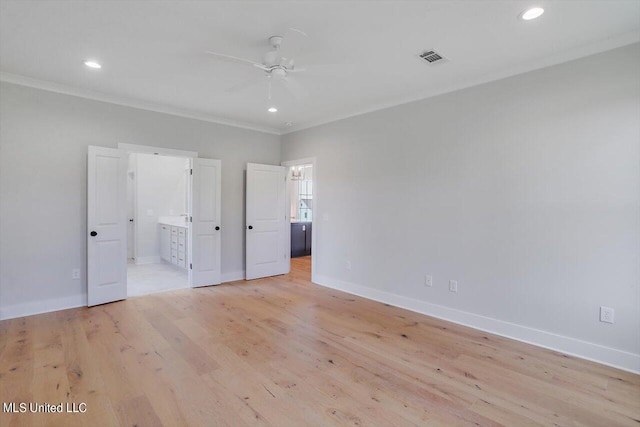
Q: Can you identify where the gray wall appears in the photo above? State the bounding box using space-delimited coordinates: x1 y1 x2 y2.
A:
282 44 640 359
134 153 189 261
1 43 638 369
0 82 280 316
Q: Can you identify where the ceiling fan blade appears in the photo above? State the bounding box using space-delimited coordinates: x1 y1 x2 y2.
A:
205 50 262 67
253 63 271 72
278 28 307 62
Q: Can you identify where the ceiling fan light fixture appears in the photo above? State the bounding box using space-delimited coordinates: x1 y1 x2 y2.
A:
520 7 544 20
268 107 278 113
83 60 102 69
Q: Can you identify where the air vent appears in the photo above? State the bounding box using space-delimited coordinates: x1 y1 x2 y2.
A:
418 49 447 65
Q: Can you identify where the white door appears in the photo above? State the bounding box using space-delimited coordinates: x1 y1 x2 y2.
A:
87 146 128 306
126 169 135 259
246 163 289 280
191 158 222 287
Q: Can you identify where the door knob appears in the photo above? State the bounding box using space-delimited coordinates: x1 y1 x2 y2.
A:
248 225 253 230
215 226 220 230
90 231 98 236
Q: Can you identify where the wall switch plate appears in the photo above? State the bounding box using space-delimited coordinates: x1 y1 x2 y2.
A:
600 306 615 324
345 260 352 270
425 274 433 287
449 280 458 293
72 268 81 279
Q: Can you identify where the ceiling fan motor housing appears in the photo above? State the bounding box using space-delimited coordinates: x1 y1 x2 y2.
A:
271 67 287 78
269 35 283 49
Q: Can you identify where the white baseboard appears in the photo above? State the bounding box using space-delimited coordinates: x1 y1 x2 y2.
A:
222 270 245 283
0 270 247 320
136 256 161 265
0 294 86 321
313 274 640 374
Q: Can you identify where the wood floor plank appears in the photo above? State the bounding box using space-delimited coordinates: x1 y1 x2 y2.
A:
1 256 638 426
0 317 35 427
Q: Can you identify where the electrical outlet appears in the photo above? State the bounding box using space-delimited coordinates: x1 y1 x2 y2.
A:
72 268 81 279
600 306 615 324
345 260 352 270
449 280 458 293
425 274 433 287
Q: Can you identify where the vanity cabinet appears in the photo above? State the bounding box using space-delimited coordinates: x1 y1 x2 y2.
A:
160 224 171 261
291 222 312 258
160 223 188 268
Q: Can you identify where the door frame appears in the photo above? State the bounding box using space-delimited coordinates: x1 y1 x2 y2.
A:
117 143 198 287
281 157 317 283
127 163 137 262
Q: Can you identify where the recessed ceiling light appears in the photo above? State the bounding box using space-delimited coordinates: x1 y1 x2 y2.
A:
83 60 102 69
268 107 278 113
520 7 544 20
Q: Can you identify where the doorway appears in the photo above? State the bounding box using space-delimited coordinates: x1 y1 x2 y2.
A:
87 144 222 306
282 158 316 282
126 151 191 297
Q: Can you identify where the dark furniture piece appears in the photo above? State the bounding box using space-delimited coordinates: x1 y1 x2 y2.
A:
291 222 312 258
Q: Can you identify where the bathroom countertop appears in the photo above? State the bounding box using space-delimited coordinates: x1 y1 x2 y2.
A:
158 216 189 228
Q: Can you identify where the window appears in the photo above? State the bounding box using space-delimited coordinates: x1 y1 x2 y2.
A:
290 164 313 222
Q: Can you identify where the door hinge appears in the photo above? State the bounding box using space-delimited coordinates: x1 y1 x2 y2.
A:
190 169 193 175
190 263 192 269
190 216 193 222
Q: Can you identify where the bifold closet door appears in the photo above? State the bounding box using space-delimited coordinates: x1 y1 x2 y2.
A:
191 158 222 287
87 146 128 306
245 163 289 280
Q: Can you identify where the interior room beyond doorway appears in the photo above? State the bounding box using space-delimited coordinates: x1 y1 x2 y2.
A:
126 152 191 296
288 163 313 259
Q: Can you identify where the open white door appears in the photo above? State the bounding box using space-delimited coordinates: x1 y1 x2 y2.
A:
87 146 128 306
191 158 222 287
246 163 289 280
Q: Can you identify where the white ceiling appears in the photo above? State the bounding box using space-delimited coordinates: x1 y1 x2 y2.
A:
1 1 639 134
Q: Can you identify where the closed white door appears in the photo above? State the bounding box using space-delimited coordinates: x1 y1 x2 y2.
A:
191 158 222 287
246 163 289 280
87 146 128 306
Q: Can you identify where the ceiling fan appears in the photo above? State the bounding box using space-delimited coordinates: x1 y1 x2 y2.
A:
205 28 318 100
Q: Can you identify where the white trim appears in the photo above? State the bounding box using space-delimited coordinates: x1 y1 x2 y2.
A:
135 256 162 265
0 294 86 321
281 157 316 167
281 157 317 283
118 143 198 159
2 33 637 138
120 144 199 288
313 274 640 375
0 72 281 135
221 270 245 283
0 270 246 319
283 31 640 134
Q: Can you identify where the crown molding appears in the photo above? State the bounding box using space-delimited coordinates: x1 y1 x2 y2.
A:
0 72 281 135
282 30 640 135
3 30 638 138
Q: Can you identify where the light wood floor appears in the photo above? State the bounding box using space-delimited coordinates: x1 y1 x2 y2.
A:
1 256 639 426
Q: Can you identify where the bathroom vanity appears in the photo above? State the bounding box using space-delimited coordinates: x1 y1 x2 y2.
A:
159 217 189 268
